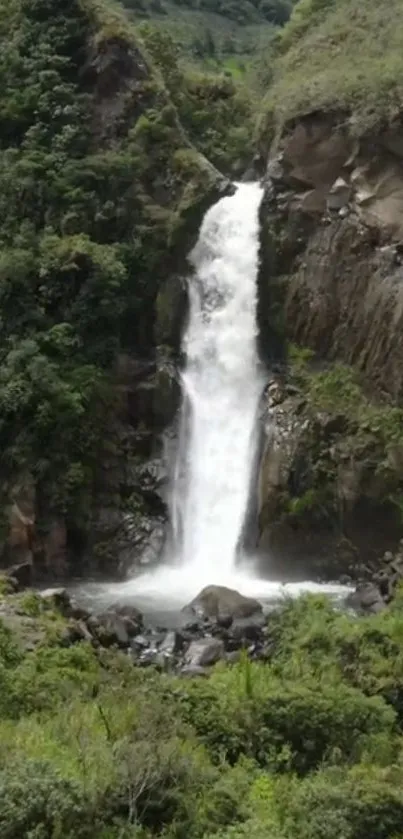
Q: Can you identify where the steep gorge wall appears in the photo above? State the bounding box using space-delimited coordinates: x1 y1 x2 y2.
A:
256 113 403 577
261 114 403 392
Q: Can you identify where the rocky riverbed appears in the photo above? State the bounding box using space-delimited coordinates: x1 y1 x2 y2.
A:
2 541 402 676
0 579 274 674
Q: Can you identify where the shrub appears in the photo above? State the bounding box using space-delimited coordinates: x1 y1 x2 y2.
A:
174 658 395 771
0 760 99 839
283 765 403 839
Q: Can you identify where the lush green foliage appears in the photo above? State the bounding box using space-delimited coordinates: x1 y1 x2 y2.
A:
3 594 403 836
290 348 403 450
123 0 294 68
139 26 256 174
0 0 222 541
280 347 403 529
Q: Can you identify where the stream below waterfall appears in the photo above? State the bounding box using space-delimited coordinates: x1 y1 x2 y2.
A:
72 182 352 620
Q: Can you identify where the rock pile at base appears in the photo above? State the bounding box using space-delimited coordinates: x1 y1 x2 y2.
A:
0 582 270 676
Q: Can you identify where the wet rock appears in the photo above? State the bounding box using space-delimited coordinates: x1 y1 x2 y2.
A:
159 630 185 656
216 614 233 629
86 615 100 634
5 561 33 591
180 618 203 635
184 585 263 623
39 587 71 615
96 612 130 647
230 613 266 642
266 381 285 408
184 637 225 667
60 619 94 647
327 177 351 211
266 156 285 184
135 647 156 666
110 603 144 636
346 583 386 614
131 633 150 651
69 601 92 622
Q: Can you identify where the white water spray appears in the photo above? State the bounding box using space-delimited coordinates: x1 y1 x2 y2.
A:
170 181 264 578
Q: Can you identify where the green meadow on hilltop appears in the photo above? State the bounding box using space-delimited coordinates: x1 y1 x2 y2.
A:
258 0 403 141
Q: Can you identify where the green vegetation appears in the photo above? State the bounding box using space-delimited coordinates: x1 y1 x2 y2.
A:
260 0 403 137
139 26 256 173
0 0 224 548
2 593 403 836
273 347 403 531
122 0 295 69
291 350 403 451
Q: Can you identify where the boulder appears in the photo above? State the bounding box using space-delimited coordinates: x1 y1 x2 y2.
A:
159 630 184 656
68 601 92 622
110 603 144 635
327 177 351 211
60 619 94 646
96 611 130 647
346 583 386 614
230 613 265 643
184 637 225 667
39 587 71 614
5 561 33 591
130 633 150 652
184 585 262 623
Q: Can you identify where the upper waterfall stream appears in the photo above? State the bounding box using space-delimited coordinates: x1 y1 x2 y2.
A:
170 181 264 578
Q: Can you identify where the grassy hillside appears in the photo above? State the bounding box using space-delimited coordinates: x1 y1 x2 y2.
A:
260 0 403 137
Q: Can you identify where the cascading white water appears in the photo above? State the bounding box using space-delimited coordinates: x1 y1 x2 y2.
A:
170 182 264 579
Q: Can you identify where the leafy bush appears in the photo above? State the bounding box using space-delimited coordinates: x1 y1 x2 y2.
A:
0 760 99 839
283 765 403 839
174 657 395 771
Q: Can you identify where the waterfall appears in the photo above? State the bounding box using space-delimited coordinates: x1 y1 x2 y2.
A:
71 183 354 613
170 182 264 579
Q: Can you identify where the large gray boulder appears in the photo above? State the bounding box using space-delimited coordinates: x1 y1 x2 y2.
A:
184 637 224 667
346 583 386 614
183 585 263 623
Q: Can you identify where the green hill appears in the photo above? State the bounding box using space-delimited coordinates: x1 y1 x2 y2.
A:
122 0 295 69
260 0 403 139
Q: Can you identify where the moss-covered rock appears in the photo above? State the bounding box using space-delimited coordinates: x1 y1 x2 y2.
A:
257 356 403 578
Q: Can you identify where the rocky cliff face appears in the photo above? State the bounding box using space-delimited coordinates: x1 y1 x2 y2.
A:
261 114 403 389
256 113 403 577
